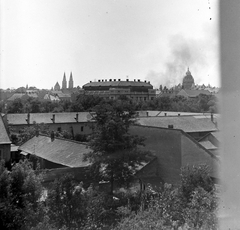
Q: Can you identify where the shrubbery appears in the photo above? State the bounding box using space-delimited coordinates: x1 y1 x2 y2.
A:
0 161 218 230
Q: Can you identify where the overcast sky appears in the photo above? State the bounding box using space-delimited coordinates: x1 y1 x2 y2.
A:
0 0 219 90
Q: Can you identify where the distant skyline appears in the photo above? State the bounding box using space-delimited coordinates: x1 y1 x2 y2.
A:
1 0 219 90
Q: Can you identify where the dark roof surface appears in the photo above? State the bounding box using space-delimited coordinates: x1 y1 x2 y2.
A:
136 115 218 133
19 135 90 167
0 115 11 144
7 112 94 125
83 80 152 88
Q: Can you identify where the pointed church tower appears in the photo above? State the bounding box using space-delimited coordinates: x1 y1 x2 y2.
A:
62 72 67 90
69 72 74 89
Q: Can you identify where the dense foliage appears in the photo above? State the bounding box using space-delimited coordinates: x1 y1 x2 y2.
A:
0 160 44 229
0 160 218 230
1 93 219 114
114 165 218 230
85 100 149 194
9 122 73 146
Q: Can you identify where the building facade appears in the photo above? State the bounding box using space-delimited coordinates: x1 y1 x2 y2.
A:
82 79 156 101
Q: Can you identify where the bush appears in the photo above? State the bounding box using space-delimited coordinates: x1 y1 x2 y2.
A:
114 164 219 230
0 160 44 229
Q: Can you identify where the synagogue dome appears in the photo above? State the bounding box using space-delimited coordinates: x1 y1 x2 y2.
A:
182 68 194 89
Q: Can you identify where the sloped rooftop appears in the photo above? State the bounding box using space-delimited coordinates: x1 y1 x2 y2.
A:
136 115 218 133
19 135 91 167
0 115 11 144
199 141 218 150
7 112 95 125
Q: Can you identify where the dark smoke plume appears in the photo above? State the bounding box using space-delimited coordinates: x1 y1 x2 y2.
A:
146 34 218 88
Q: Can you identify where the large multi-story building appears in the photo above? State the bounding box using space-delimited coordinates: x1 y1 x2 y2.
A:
82 78 156 101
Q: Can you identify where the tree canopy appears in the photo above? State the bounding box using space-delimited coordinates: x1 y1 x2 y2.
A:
84 100 149 194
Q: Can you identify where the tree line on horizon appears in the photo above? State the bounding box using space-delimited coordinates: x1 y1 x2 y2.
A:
0 93 219 114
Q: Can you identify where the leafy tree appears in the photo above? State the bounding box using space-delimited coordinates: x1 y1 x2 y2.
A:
72 94 104 111
114 164 218 230
85 101 149 194
8 98 24 113
0 160 44 229
46 174 88 229
16 122 50 145
180 164 215 202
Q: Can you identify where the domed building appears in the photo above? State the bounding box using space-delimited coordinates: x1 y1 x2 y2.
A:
182 68 195 89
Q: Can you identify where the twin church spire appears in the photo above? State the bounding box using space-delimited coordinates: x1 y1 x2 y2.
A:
62 72 74 89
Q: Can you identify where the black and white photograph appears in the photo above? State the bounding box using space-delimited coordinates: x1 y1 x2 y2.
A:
1 0 239 229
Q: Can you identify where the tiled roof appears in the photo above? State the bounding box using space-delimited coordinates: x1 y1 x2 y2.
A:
18 135 90 167
0 115 11 144
136 115 218 133
83 80 152 88
7 93 26 101
7 112 95 125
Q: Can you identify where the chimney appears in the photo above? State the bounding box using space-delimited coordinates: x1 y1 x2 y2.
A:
114 79 116 81
35 130 39 137
50 131 55 142
90 81 92 83
26 113 30 125
75 113 79 122
109 79 112 81
98 80 101 82
102 79 104 82
51 114 55 123
164 113 167 116
138 79 140 82
146 111 149 117
126 79 129 82
168 125 174 129
178 113 180 116
211 113 214 122
118 79 121 81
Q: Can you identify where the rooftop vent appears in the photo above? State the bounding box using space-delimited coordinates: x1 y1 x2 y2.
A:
75 113 79 122
126 79 129 82
109 79 112 82
98 80 101 82
114 79 116 81
118 79 121 81
90 81 92 83
168 125 174 129
51 114 55 123
164 113 167 116
138 79 140 82
102 80 104 82
134 79 136 82
144 80 147 83
178 114 180 116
